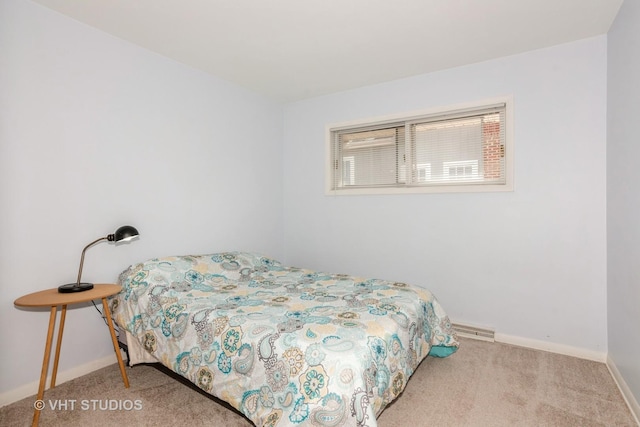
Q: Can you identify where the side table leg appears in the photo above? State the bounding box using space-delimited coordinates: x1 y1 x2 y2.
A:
33 306 58 427
50 304 67 388
101 297 130 388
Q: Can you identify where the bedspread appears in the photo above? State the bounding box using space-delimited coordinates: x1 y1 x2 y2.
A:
110 252 458 427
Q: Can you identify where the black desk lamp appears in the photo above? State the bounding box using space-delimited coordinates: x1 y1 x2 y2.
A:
58 225 140 293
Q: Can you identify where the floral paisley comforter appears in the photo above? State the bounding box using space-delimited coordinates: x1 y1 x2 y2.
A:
110 252 458 427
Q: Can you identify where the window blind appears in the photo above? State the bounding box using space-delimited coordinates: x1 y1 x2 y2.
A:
330 103 506 191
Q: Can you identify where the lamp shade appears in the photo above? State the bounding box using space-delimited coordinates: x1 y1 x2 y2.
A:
111 225 139 243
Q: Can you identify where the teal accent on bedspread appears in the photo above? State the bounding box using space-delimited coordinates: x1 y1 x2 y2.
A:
428 345 458 358
110 252 458 427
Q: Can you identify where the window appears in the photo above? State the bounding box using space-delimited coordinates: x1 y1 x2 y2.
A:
342 156 355 185
443 160 479 181
326 99 513 194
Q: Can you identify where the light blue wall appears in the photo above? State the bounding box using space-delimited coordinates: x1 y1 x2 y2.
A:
0 0 283 395
283 37 608 354
607 0 640 408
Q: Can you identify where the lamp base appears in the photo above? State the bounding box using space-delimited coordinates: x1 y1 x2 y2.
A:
58 282 94 293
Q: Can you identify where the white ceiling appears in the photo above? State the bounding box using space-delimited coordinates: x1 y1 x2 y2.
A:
32 0 624 102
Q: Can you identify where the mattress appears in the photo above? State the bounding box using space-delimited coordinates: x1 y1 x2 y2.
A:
109 252 458 426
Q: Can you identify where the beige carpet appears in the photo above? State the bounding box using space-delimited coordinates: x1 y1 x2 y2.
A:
1 338 637 426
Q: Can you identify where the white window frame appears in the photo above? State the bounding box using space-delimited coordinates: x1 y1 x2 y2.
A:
325 97 514 195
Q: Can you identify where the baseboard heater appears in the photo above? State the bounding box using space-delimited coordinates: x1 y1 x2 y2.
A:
452 323 495 342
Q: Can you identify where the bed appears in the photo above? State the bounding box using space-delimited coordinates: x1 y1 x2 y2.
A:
109 251 458 427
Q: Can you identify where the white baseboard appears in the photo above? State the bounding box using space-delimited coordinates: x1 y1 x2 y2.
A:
606 355 640 426
0 354 117 408
494 332 607 362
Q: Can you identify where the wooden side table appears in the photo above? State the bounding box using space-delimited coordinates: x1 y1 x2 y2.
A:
14 283 130 426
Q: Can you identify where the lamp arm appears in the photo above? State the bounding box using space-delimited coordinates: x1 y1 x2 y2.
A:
76 236 109 285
